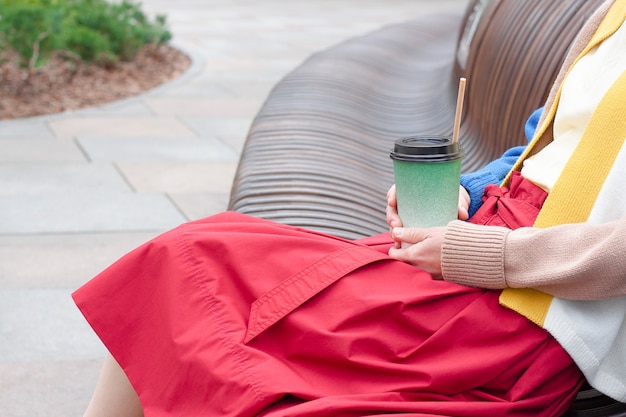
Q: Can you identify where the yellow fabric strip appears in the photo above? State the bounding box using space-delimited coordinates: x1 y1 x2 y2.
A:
504 0 626 183
499 0 626 327
589 0 626 49
534 70 626 227
501 71 626 327
499 289 554 327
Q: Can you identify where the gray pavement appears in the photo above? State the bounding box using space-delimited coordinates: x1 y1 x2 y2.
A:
0 1 466 415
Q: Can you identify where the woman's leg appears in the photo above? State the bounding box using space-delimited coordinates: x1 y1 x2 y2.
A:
84 353 143 417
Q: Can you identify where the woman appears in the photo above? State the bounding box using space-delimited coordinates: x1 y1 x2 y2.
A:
74 1 626 416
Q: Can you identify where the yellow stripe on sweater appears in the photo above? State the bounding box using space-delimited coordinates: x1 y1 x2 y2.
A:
534 70 626 227
501 71 626 327
499 289 554 326
500 1 626 327
506 0 626 181
589 0 626 52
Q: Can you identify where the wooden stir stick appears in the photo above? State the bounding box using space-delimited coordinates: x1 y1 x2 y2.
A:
452 77 467 143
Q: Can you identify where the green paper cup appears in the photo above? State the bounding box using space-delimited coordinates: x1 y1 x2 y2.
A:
390 136 464 228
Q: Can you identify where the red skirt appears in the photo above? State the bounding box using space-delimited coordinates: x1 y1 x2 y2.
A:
73 173 583 417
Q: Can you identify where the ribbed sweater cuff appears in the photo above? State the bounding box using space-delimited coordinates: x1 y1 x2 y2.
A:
441 221 510 289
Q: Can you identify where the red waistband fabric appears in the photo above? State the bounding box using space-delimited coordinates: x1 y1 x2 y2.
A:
469 170 548 229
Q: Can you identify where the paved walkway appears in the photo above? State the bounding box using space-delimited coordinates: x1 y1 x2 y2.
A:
0 1 465 415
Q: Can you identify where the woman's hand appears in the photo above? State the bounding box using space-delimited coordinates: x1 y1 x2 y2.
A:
388 226 446 278
385 184 470 277
457 186 470 221
386 184 471 229
386 184 403 229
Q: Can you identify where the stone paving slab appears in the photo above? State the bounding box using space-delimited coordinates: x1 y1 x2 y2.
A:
0 233 159 289
0 289 104 363
144 97 263 117
180 116 253 151
0 138 86 163
0 119 55 139
77 136 238 162
1 192 187 235
169 191 231 221
162 80 235 99
116 161 239 193
0 360 100 417
0 162 131 195
47 116 197 138
214 80 277 102
64 100 155 117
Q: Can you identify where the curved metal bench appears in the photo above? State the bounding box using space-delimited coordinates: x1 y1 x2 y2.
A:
229 0 626 415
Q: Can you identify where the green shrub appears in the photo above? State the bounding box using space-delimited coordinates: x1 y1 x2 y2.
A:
0 2 53 66
63 25 115 64
0 0 172 68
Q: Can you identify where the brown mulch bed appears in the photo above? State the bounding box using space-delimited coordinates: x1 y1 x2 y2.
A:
0 44 191 120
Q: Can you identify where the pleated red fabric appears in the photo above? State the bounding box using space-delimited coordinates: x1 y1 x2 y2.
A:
469 171 549 229
73 175 583 417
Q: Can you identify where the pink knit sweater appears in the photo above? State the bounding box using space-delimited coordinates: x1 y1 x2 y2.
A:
442 216 626 300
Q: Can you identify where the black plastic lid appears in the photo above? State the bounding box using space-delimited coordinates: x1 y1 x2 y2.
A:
390 136 464 162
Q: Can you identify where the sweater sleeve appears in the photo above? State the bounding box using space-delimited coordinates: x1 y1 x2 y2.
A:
441 216 626 300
